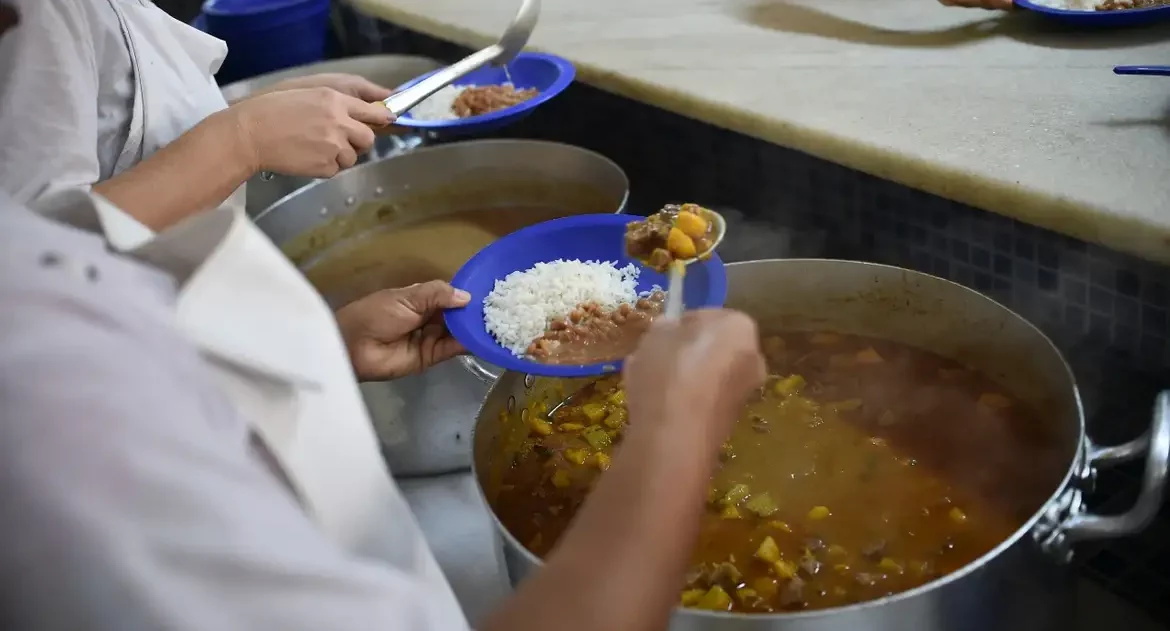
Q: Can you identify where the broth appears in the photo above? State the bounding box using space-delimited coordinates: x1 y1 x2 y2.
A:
301 204 577 307
491 331 1067 613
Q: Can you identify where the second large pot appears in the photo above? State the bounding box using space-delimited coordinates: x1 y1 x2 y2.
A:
256 139 629 476
472 259 1170 630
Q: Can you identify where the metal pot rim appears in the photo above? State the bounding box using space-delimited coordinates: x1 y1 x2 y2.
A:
251 138 630 225
470 258 1169 620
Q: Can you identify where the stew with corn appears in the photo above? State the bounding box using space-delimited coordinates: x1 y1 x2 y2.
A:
625 203 718 272
490 330 1066 613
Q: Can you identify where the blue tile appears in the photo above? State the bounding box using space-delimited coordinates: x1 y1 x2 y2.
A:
972 246 991 270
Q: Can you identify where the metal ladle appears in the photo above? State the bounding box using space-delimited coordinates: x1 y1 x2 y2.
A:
383 0 541 116
661 209 727 321
259 0 540 182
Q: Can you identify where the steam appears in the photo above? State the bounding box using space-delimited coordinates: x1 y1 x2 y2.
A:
713 206 828 262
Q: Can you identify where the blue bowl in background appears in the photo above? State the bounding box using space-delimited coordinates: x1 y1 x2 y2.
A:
202 0 330 84
393 52 576 136
1013 0 1170 25
445 214 728 378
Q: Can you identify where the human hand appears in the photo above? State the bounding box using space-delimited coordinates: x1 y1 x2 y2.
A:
334 281 471 381
622 310 766 452
269 73 394 102
231 87 394 178
938 0 1014 8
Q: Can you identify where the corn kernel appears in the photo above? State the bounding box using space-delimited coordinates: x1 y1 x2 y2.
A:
856 347 884 364
551 470 572 488
773 374 806 396
667 227 698 259
807 506 831 520
591 452 612 471
681 588 706 607
878 557 904 574
949 507 968 524
773 560 798 580
527 417 553 436
675 210 710 239
755 536 781 564
564 449 588 465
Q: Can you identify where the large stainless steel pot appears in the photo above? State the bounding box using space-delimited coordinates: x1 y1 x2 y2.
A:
219 55 445 214
472 259 1170 631
255 139 629 476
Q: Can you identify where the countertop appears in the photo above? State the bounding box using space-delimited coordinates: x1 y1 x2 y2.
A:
346 0 1170 264
404 470 1167 629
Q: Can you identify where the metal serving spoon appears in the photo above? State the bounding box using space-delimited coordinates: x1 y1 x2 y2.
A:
547 210 727 415
258 0 540 182
662 209 727 321
382 0 541 117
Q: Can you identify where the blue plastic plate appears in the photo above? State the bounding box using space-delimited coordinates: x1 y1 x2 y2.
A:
1014 0 1170 25
445 214 728 378
393 52 575 135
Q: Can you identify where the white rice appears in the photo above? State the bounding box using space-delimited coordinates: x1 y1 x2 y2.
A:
484 260 643 357
1028 0 1098 8
408 85 468 121
407 83 530 121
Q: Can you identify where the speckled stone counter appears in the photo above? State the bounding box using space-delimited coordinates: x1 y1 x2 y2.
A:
346 0 1170 266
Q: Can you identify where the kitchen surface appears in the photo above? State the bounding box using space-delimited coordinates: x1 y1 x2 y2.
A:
346 0 1170 264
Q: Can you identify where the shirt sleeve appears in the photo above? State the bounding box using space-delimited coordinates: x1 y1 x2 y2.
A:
0 219 471 631
0 0 103 205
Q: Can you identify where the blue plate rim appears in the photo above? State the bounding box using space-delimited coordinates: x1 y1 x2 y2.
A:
1013 0 1170 17
392 52 576 130
444 213 729 378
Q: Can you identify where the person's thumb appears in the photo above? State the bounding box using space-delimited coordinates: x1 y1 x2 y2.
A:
401 281 471 315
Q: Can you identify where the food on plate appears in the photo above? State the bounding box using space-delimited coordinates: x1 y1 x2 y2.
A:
410 83 539 121
625 203 718 272
454 84 539 117
483 260 663 365
1029 0 1166 9
526 291 666 364
490 330 1065 613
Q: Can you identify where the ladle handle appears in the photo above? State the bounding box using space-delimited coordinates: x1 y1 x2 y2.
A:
663 262 685 321
383 44 505 117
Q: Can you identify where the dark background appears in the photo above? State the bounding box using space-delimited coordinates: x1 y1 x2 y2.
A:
155 0 202 23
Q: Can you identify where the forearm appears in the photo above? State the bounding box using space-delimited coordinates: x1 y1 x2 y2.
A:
92 109 256 232
482 423 716 631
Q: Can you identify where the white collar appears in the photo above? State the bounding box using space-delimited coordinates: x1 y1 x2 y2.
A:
43 189 327 389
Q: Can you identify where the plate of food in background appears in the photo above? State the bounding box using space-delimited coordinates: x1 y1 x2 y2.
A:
393 52 575 135
1014 0 1170 25
444 207 728 377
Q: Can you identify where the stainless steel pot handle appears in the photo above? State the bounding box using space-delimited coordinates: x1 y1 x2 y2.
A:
459 355 502 385
1065 391 1170 542
1038 391 1170 560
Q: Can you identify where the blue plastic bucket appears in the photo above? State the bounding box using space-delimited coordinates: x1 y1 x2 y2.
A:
201 0 331 84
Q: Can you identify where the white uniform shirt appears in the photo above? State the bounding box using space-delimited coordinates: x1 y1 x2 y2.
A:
0 0 246 228
0 0 136 201
0 190 471 631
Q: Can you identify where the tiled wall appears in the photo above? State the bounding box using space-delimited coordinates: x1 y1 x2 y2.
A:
340 10 1170 623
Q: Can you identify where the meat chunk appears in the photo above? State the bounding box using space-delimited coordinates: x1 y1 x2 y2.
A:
778 576 806 609
861 539 887 562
